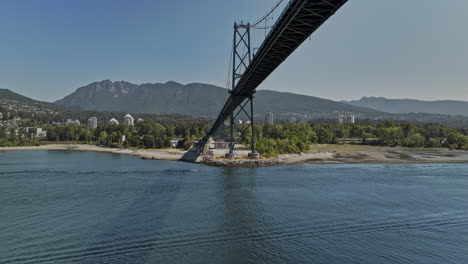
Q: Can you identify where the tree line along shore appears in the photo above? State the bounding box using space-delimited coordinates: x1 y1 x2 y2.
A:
1 119 468 158
0 118 468 157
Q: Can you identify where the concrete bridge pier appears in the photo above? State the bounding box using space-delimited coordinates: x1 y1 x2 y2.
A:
225 152 237 159
248 152 260 159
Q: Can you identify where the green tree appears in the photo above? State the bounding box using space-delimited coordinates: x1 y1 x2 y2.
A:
143 135 155 149
98 131 108 145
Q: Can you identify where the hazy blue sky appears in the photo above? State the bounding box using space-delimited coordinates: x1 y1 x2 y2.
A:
1 0 467 102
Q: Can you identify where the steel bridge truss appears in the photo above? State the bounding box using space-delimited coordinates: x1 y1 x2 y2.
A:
202 0 349 157
227 93 256 154
226 23 257 156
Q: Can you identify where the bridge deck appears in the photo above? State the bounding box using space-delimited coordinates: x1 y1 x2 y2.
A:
205 0 348 140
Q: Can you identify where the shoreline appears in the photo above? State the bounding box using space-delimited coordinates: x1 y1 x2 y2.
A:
1 144 468 167
281 145 468 165
0 144 185 162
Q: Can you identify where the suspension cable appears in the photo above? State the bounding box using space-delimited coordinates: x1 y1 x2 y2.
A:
226 0 285 93
225 37 234 97
250 0 285 29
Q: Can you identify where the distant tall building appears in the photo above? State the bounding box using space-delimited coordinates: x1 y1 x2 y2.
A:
123 114 134 126
108 118 119 125
265 112 274 124
87 117 98 129
299 114 308 124
338 113 355 124
65 119 80 126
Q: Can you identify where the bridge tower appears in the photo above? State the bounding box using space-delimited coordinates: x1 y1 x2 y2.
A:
225 22 259 159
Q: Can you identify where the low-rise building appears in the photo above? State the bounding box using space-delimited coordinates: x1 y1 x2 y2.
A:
213 141 229 149
170 139 182 148
36 128 47 138
338 113 355 124
66 119 80 126
299 114 308 124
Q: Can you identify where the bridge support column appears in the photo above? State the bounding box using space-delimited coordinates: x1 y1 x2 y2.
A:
224 21 260 160
248 94 260 159
224 93 259 160
225 102 236 159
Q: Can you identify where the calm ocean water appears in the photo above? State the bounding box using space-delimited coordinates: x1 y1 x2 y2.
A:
1 150 468 264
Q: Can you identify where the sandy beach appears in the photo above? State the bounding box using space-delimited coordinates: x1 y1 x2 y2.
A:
0 144 186 161
280 145 468 165
2 144 468 166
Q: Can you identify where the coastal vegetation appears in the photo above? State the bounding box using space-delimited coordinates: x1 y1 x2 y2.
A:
0 120 209 149
246 121 468 156
1 118 468 156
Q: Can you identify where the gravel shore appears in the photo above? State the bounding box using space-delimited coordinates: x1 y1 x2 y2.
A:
2 144 468 167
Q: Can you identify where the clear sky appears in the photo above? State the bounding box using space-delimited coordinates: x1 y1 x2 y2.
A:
1 0 467 102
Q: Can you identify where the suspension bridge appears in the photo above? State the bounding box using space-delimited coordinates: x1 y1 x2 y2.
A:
191 0 349 160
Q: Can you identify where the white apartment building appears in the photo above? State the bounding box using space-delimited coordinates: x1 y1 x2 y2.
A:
123 114 135 126
88 117 98 129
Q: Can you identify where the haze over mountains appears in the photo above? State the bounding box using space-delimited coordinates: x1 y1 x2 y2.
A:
54 80 380 117
346 97 468 117
3 80 468 124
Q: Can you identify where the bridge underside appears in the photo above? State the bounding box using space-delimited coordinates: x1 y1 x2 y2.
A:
204 0 348 142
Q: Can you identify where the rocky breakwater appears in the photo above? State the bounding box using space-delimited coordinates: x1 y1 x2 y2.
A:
201 156 283 167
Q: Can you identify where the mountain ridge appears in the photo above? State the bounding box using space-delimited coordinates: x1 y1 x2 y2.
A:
0 88 57 108
54 80 382 117
345 96 468 117
5 83 468 127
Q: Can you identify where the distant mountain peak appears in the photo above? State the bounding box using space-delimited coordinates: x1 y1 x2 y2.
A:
91 79 114 86
164 81 182 86
54 80 381 117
